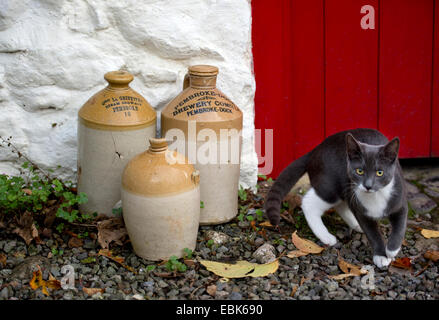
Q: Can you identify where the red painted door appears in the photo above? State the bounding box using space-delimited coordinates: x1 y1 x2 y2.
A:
252 0 438 178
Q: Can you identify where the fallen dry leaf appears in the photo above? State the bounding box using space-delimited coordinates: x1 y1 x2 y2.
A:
98 249 136 274
29 266 61 296
97 217 128 249
420 229 439 239
68 236 83 248
284 193 302 210
290 285 298 297
0 253 6 267
83 287 104 296
338 256 363 276
259 221 273 228
287 250 309 258
199 259 279 278
22 188 32 195
424 250 439 262
206 284 217 297
291 231 324 254
13 211 40 245
391 257 412 269
328 273 360 280
184 259 196 268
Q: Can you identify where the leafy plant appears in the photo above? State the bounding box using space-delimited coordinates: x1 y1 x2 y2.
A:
200 201 205 209
183 248 193 259
112 207 123 216
255 209 264 222
206 239 214 248
0 136 91 224
146 265 156 272
165 256 187 273
238 185 247 202
237 205 248 222
51 247 64 256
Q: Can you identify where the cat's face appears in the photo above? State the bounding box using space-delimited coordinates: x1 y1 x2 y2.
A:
346 134 399 193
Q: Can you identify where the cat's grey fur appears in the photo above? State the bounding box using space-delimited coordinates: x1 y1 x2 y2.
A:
264 128 407 268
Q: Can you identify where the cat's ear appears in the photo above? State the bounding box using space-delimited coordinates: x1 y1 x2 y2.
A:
346 133 362 160
382 137 400 163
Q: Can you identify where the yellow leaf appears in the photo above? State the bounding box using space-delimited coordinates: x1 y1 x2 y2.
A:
259 221 273 227
421 229 439 239
291 231 324 254
98 249 136 274
287 250 309 258
199 260 279 278
328 273 359 280
29 266 60 296
338 256 364 276
247 260 279 278
83 287 104 296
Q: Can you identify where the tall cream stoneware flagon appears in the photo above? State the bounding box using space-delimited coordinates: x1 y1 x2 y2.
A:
161 65 243 225
121 138 200 261
78 71 156 216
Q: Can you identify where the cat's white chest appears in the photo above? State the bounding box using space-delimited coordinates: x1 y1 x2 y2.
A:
355 179 394 219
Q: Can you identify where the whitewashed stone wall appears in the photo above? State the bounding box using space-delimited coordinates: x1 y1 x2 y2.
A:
0 0 258 188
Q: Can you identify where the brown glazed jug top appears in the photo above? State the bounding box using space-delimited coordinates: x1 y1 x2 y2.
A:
161 65 243 135
122 138 199 196
78 71 156 130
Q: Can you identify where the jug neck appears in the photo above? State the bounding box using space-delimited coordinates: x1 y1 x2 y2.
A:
148 138 168 154
189 75 217 89
104 71 133 91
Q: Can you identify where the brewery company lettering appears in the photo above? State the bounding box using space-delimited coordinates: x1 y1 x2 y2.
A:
172 90 239 117
101 96 143 116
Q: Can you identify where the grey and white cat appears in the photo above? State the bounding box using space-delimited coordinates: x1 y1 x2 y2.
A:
264 128 408 268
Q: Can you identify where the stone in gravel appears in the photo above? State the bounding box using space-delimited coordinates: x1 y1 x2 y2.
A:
215 291 229 299
11 256 50 280
50 266 61 277
276 245 285 253
238 221 250 228
0 287 9 299
408 193 437 214
63 292 74 300
77 252 88 260
205 231 230 246
254 237 265 247
83 240 96 249
252 243 276 264
217 246 229 253
106 266 116 276
229 292 242 300
325 281 338 292
3 241 16 253
158 280 168 288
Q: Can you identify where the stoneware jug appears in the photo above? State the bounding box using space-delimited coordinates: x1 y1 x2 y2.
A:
161 65 243 225
121 138 200 260
78 70 156 216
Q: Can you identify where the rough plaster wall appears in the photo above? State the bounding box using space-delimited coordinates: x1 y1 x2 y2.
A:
0 0 258 188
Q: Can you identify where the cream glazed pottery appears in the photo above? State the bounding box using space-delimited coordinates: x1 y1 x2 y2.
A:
121 138 200 261
77 71 156 216
161 65 243 225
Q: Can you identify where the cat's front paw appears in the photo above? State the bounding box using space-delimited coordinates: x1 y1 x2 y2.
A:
373 255 392 268
319 233 337 246
386 246 400 259
352 224 363 233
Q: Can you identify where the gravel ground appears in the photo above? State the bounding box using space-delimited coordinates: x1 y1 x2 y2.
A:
0 164 438 300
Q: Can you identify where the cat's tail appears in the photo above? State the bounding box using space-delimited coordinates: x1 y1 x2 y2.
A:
264 152 311 226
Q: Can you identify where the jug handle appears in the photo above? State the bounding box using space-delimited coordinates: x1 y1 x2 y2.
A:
183 72 190 90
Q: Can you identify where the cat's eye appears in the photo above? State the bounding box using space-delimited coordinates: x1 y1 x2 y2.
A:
376 170 384 177
355 168 364 175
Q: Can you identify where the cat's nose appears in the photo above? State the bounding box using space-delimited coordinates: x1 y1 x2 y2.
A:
364 180 373 190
